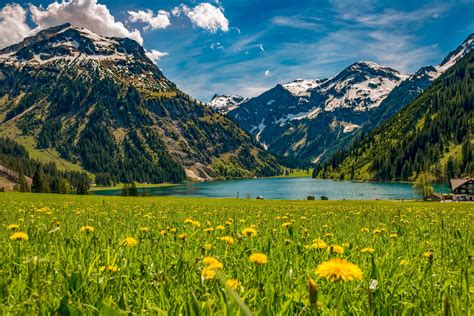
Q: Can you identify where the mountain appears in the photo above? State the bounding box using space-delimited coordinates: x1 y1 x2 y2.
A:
216 33 473 164
316 50 473 181
226 62 408 162
208 94 247 114
0 24 281 183
363 33 473 131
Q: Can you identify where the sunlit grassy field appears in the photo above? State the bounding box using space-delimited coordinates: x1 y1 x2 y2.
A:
1 193 472 314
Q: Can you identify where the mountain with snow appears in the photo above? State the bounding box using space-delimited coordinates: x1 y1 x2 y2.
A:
219 33 473 164
208 94 247 113
0 24 281 182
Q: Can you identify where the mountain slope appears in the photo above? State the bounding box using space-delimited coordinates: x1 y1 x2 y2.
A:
316 50 474 181
208 94 247 114
226 62 408 162
0 24 281 183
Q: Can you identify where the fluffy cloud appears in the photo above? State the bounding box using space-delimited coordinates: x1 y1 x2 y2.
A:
264 70 271 77
30 0 143 44
128 9 170 30
0 4 32 49
146 49 168 64
173 3 229 33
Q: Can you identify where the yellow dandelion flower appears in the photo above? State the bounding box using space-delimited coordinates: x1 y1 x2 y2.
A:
216 225 225 230
360 227 370 233
168 227 177 233
282 222 292 228
327 245 344 254
373 229 382 234
159 230 167 236
423 251 433 258
249 253 268 265
218 236 234 245
242 227 257 237
399 259 409 265
179 233 187 240
203 243 213 250
324 233 334 238
184 218 194 224
79 226 94 233
99 265 120 272
225 220 233 226
308 238 327 249
203 256 223 270
390 233 398 239
10 231 29 241
203 228 214 233
226 278 240 290
139 227 149 232
7 224 19 230
201 267 216 280
192 221 201 228
360 247 375 254
315 258 363 282
122 237 138 247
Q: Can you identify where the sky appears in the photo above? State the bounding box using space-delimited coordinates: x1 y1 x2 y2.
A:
0 0 473 102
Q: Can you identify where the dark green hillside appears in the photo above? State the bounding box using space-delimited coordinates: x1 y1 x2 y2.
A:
316 51 473 181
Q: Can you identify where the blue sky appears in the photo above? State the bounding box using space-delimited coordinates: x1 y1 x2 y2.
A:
0 0 473 101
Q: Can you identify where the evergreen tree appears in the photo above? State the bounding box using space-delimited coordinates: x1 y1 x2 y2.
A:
31 170 44 193
129 182 138 196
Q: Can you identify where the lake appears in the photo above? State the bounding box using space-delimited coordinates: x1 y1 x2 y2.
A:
92 178 450 200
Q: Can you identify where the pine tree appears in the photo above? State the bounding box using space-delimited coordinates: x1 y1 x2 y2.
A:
129 182 138 196
31 170 43 193
121 183 130 196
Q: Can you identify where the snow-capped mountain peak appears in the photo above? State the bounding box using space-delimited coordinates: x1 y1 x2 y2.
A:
281 79 325 97
208 94 247 113
436 33 473 74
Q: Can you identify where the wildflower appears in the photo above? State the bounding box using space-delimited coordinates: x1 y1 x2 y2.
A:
192 221 201 228
201 267 216 280
389 233 398 239
327 245 344 254
423 251 434 258
10 231 29 241
168 227 177 233
203 256 223 270
282 222 292 228
203 243 212 250
159 230 167 236
242 227 257 237
369 279 378 291
79 226 94 233
399 259 409 265
360 227 370 233
179 233 187 240
361 247 375 254
184 218 194 224
7 224 19 230
100 265 120 272
122 237 138 247
249 253 268 265
216 225 225 230
139 227 149 232
315 258 363 282
203 228 214 233
373 229 382 234
218 236 234 245
308 278 318 306
324 233 334 238
226 278 240 290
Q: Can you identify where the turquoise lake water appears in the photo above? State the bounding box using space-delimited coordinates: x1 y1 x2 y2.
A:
92 178 450 200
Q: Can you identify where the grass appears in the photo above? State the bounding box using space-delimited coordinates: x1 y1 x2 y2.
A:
1 193 472 314
274 168 313 178
89 183 178 192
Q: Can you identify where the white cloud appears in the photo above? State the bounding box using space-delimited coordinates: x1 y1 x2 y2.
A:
173 3 229 33
146 49 168 64
264 70 271 77
258 43 265 52
30 0 143 44
210 42 224 50
128 9 170 31
0 4 32 49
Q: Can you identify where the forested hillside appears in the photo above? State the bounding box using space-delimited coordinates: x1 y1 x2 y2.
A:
315 51 473 181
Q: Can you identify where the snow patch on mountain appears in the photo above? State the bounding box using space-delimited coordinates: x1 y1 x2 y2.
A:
281 79 324 97
208 94 247 113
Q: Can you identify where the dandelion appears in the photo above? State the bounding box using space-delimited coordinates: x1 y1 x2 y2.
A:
315 258 363 282
360 227 370 233
201 267 216 280
7 224 19 230
100 265 120 272
361 247 375 254
203 243 212 250
139 227 149 232
122 237 138 247
79 226 94 233
324 233 334 238
423 251 434 258
184 218 194 224
242 227 257 237
327 245 344 254
373 229 382 234
203 256 223 268
179 233 187 240
216 225 225 230
399 259 409 265
168 227 177 233
218 236 234 245
282 222 291 228
10 231 29 241
226 278 240 290
192 221 201 228
203 228 214 233
249 253 268 265
390 233 398 239
309 238 327 249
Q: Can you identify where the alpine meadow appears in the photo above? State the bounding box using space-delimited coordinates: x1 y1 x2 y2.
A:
0 0 473 315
